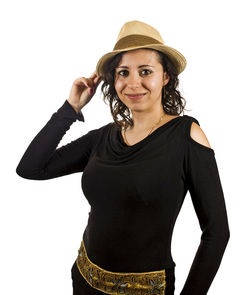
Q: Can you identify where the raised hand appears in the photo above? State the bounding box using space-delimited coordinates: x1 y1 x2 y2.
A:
67 71 103 112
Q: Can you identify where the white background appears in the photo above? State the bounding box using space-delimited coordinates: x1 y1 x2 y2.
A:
1 0 249 294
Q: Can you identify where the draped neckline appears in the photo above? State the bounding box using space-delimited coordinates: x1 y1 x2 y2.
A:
116 115 186 148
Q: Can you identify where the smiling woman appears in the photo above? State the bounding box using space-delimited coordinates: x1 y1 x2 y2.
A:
16 20 230 295
101 47 186 132
114 49 169 113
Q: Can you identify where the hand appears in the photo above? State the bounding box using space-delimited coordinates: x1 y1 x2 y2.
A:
67 71 102 112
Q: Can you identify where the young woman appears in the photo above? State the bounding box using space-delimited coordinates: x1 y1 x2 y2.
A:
16 20 230 295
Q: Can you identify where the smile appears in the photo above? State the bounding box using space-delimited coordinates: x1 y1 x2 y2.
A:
125 93 146 100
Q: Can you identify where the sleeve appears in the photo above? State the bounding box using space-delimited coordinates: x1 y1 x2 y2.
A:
16 99 100 180
180 117 230 295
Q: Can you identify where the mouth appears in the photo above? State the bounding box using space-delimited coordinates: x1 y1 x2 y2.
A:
125 93 147 100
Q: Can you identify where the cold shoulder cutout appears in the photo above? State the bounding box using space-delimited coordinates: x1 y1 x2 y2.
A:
190 121 212 150
184 115 215 153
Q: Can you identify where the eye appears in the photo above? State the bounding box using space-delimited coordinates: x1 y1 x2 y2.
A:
117 70 128 77
116 69 152 77
141 69 152 75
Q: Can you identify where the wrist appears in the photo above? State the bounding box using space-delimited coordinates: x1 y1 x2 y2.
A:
67 99 81 114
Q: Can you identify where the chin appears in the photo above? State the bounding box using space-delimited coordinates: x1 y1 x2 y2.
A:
129 105 147 113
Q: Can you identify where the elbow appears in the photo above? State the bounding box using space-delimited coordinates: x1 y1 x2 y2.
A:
16 164 26 178
218 223 230 247
202 222 230 249
224 226 230 245
16 165 34 180
16 160 31 179
221 218 230 246
219 224 231 250
16 165 44 180
218 227 230 251
220 227 230 254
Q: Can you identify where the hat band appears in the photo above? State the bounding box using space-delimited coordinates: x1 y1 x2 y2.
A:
113 35 163 51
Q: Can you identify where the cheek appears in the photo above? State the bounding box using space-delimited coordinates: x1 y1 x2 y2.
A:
114 79 124 92
146 78 160 90
145 79 162 92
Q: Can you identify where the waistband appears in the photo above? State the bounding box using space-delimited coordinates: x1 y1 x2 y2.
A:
76 240 166 295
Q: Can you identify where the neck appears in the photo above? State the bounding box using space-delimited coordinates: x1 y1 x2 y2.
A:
128 108 166 132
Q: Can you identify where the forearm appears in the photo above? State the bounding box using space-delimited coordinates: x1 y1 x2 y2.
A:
180 227 230 294
16 100 84 179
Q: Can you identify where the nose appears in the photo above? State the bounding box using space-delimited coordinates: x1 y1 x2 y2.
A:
126 72 141 89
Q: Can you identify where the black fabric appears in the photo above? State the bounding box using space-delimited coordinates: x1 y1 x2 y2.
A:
16 99 230 294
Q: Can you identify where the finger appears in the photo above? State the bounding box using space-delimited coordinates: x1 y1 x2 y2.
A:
74 77 86 86
75 77 93 91
90 71 97 79
85 78 95 88
90 71 102 83
80 77 92 88
87 77 101 89
93 75 102 84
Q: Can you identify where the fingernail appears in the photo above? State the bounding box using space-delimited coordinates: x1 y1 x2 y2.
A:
90 89 93 94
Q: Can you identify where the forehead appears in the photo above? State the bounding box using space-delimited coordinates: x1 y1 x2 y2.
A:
118 49 160 66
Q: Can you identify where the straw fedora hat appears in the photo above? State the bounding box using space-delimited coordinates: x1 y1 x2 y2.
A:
96 20 187 77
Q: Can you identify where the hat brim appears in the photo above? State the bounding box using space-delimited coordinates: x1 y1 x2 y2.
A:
96 44 187 77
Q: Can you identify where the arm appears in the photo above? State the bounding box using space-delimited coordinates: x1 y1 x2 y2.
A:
180 119 230 295
16 99 100 180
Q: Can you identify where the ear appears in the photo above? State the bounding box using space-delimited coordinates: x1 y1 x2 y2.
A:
163 72 169 87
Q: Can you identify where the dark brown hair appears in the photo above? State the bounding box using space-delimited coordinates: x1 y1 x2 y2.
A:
100 48 187 130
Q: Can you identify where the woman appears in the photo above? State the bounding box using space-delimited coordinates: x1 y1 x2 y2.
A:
16 20 230 295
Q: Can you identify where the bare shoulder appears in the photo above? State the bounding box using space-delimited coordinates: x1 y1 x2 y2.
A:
190 122 212 149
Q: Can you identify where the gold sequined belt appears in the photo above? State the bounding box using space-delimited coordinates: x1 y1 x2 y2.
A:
76 240 166 295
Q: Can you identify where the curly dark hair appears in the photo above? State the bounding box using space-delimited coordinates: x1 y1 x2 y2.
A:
100 48 187 130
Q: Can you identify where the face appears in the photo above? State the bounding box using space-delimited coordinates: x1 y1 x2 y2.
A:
114 49 169 113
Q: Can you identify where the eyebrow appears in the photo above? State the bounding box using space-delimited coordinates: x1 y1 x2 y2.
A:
117 64 154 69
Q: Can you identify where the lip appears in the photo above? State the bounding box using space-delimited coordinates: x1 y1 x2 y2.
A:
125 93 146 100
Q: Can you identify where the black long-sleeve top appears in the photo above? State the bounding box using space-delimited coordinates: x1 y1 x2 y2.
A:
16 99 230 294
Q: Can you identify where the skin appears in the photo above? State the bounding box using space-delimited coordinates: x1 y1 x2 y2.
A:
114 49 170 133
114 48 211 148
190 122 212 149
